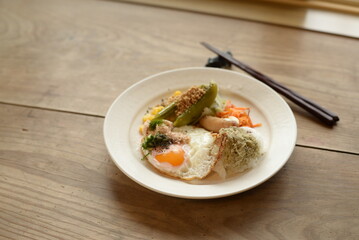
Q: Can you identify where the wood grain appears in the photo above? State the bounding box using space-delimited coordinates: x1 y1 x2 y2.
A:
119 0 359 37
0 104 358 240
262 0 359 14
0 0 358 154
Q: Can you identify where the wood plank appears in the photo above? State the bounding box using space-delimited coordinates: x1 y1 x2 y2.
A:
0 104 358 239
0 0 358 154
119 0 359 37
262 0 359 14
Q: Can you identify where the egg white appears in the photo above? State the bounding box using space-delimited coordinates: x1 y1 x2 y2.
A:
145 126 218 180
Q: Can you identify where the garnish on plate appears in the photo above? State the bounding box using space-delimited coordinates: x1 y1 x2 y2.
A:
139 82 264 181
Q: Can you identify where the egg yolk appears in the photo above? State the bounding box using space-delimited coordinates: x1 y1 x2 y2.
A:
155 148 185 166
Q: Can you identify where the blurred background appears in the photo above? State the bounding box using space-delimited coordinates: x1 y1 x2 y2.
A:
118 0 359 38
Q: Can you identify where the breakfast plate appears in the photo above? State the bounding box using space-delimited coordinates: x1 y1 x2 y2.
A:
103 67 297 199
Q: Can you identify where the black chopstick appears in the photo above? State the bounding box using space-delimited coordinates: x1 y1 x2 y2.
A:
201 42 339 126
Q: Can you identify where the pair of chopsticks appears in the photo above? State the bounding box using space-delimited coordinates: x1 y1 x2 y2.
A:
201 42 339 126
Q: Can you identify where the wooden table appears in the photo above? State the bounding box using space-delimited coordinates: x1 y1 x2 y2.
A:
1 0 358 239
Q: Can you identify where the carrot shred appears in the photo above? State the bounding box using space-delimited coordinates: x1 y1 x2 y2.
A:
216 100 261 128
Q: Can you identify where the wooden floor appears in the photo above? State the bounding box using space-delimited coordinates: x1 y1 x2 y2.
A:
0 0 358 239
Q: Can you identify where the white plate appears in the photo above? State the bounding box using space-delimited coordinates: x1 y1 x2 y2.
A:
104 67 297 199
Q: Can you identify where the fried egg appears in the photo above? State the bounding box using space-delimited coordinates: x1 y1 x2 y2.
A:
145 126 219 180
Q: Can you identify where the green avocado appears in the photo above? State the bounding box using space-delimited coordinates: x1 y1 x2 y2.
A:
173 82 218 127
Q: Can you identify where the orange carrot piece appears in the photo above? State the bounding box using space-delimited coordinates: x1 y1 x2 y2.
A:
217 100 261 128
